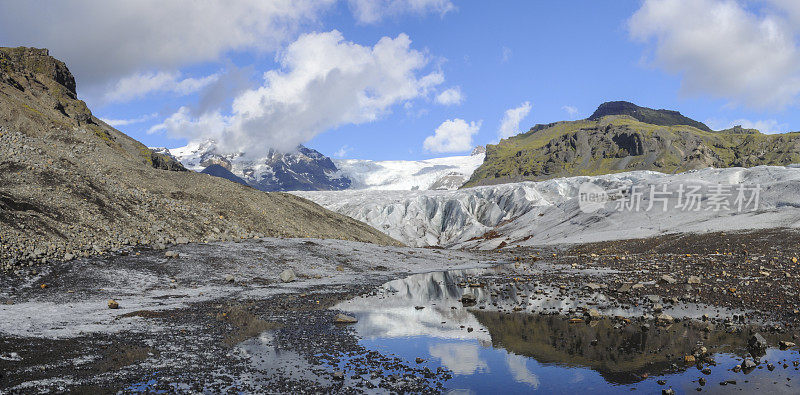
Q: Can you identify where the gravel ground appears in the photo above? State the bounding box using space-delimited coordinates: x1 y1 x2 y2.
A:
2 229 800 392
0 237 502 393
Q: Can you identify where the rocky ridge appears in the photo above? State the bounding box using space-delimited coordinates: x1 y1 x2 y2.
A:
0 47 399 270
466 101 800 187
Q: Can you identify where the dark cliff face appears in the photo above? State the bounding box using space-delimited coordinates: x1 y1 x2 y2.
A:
589 101 711 132
0 47 76 94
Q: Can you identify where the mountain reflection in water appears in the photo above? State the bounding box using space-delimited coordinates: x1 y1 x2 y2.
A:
335 267 800 392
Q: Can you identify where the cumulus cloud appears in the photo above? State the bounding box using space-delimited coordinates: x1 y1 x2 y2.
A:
348 0 455 24
0 0 335 91
423 119 481 153
149 30 443 156
103 71 219 103
562 105 579 118
498 101 532 139
629 0 800 109
706 117 789 133
435 87 465 105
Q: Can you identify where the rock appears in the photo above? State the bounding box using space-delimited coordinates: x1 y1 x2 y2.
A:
662 389 675 395
334 313 357 324
698 377 706 386
63 253 74 261
653 304 663 313
632 283 645 290
687 275 701 284
460 293 477 305
617 283 632 293
586 309 601 319
279 269 296 283
107 299 119 309
743 359 757 370
414 306 425 310
779 341 796 350
585 283 602 291
659 275 677 284
684 355 696 364
657 313 674 324
748 333 767 351
415 357 424 363
175 237 190 244
646 295 661 303
225 274 235 283
164 251 179 258
332 370 345 380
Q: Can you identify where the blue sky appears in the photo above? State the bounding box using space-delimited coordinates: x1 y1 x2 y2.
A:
2 0 800 160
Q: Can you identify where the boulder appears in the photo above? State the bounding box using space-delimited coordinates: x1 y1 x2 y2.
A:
334 313 357 324
279 269 297 283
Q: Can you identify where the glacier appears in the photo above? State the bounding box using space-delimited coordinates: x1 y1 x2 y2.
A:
333 149 485 191
295 165 800 248
155 140 484 192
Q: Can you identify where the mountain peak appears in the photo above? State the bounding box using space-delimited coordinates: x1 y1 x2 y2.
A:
588 101 711 132
0 46 76 95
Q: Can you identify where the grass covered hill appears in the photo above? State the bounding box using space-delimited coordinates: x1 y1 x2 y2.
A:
465 101 800 187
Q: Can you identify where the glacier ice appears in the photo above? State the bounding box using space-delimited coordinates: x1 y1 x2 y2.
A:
296 165 800 248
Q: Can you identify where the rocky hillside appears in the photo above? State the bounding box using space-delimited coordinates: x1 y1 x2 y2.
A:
0 47 399 269
465 102 800 187
163 141 352 192
588 101 711 131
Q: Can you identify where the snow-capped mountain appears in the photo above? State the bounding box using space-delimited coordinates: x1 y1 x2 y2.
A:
159 140 351 192
296 165 800 248
157 140 486 192
333 146 485 191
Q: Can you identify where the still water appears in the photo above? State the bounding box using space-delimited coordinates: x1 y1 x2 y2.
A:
334 267 800 394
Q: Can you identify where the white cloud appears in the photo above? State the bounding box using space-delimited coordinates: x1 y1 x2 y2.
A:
348 0 455 24
562 105 579 118
334 145 352 158
498 101 532 139
506 354 540 389
100 113 157 127
629 0 800 109
150 30 443 156
0 0 335 90
435 87 465 105
502 46 512 62
423 119 481 153
428 343 488 375
706 117 789 133
103 71 219 103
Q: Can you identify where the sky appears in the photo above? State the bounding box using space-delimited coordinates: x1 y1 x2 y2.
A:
2 0 800 160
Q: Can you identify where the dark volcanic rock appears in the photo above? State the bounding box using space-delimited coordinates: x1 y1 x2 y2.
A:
589 101 711 132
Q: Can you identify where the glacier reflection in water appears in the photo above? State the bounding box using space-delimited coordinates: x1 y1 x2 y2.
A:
334 267 800 393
